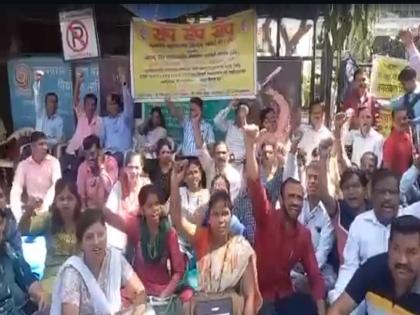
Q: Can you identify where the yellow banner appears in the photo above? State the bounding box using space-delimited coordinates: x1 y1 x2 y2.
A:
370 55 407 100
130 10 257 101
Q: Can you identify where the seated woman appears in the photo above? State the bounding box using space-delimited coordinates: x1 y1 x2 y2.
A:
50 209 147 315
105 184 191 312
106 151 151 252
170 160 262 315
19 178 81 296
197 174 245 236
137 107 167 159
144 138 174 204
0 207 49 315
179 159 209 225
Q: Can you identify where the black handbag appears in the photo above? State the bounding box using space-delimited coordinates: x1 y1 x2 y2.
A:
194 295 233 315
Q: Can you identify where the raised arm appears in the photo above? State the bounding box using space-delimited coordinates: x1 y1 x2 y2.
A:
33 71 45 120
334 112 351 174
318 137 339 217
270 89 291 142
169 160 197 244
119 67 134 124
243 124 272 225
165 98 184 124
73 72 84 114
197 143 213 174
214 99 236 132
400 29 420 73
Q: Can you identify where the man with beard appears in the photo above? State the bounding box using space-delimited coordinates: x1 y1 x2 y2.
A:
383 107 413 176
244 123 325 315
329 168 420 313
197 141 242 202
344 107 383 168
328 215 420 315
0 207 49 315
166 97 215 157
10 132 62 278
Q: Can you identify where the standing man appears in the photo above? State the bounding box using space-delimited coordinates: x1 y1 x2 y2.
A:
383 107 413 176
390 66 420 119
62 72 102 180
344 107 384 168
10 131 61 278
244 123 325 315
400 28 420 78
166 97 215 157
101 67 134 163
33 70 64 147
328 215 420 315
342 69 380 130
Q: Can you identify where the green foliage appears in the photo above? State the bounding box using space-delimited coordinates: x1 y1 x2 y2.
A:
322 4 379 107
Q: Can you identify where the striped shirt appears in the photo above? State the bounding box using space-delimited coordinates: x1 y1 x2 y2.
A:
181 119 215 156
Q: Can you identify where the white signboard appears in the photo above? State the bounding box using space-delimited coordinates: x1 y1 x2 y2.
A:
59 8 99 61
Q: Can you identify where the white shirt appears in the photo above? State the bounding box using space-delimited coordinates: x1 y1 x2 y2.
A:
345 128 384 167
213 107 246 162
298 124 333 160
197 145 242 202
298 199 335 269
329 202 420 303
179 187 209 223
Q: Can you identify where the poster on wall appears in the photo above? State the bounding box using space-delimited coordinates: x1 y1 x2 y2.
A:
59 8 100 61
7 56 75 139
370 55 407 100
131 9 257 101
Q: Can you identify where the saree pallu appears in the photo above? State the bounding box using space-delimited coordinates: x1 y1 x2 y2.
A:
187 232 262 315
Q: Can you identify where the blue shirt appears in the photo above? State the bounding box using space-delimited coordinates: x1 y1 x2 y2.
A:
390 86 420 118
101 85 134 153
181 119 215 156
33 81 64 147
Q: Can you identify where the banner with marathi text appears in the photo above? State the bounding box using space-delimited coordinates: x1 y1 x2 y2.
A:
130 10 257 101
370 55 407 100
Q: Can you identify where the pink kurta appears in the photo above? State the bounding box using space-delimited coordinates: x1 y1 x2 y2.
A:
126 218 186 297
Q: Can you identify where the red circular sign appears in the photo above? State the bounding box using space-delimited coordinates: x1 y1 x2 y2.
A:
66 20 89 52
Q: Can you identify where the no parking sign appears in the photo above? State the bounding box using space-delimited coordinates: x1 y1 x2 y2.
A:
59 8 100 61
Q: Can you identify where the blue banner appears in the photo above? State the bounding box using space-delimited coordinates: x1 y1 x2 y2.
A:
7 56 75 139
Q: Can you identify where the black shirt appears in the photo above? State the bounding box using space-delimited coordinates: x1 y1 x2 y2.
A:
346 252 420 315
